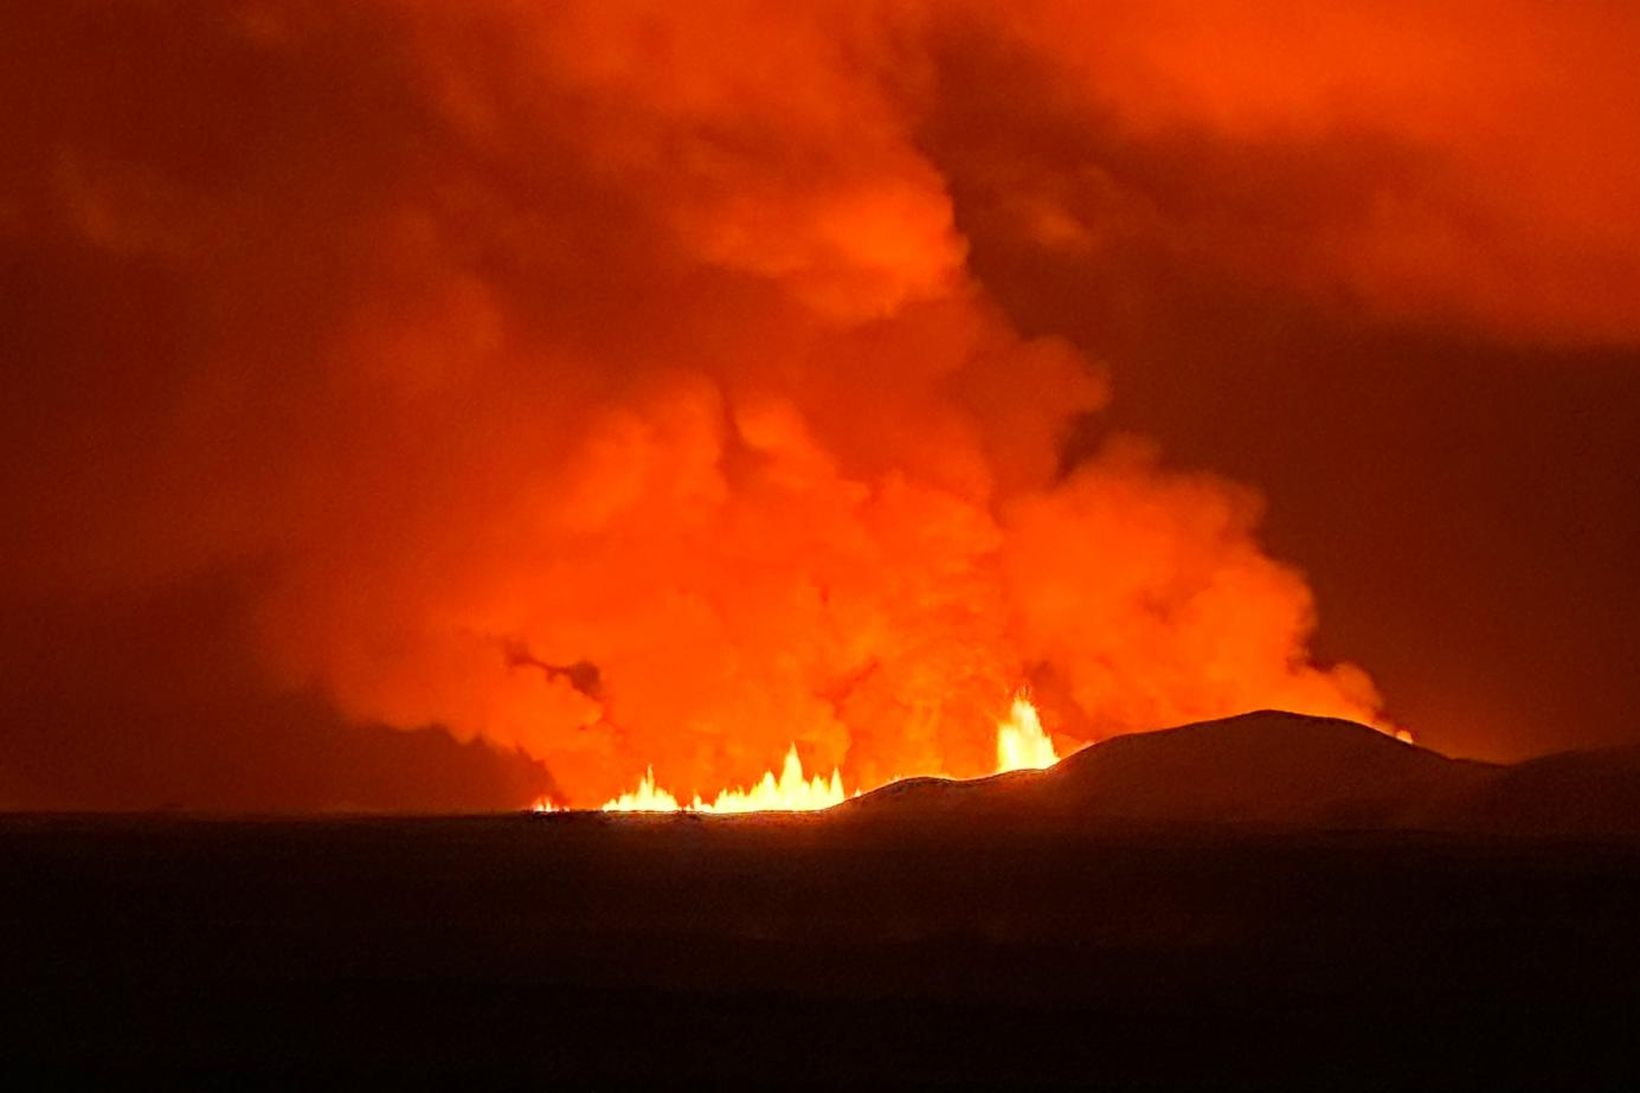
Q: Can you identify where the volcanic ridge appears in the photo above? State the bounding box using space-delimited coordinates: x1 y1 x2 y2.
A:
844 710 1640 837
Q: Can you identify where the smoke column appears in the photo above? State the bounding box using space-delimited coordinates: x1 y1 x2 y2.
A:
29 2 1637 804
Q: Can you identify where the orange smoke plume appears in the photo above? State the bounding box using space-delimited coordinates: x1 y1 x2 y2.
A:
75 1 1640 805
210 3 1387 806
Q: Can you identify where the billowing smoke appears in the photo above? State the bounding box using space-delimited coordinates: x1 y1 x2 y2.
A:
9 2 1631 806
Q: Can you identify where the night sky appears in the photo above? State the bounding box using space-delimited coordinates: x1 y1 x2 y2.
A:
4 2 1637 809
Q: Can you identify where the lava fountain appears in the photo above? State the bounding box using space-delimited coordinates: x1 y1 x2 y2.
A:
600 746 848 813
995 693 1060 773
536 694 1060 813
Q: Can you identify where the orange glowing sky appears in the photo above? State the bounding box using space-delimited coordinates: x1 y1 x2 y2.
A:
2 1 1638 810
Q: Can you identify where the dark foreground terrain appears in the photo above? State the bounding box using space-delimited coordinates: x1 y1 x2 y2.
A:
4 811 1639 1087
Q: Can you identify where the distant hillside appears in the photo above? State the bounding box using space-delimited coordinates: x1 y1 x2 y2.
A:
1442 745 1640 836
844 710 1640 837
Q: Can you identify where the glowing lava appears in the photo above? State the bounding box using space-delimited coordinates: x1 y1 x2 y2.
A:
995 693 1060 773
692 746 847 813
535 695 1059 813
601 745 846 813
600 768 684 812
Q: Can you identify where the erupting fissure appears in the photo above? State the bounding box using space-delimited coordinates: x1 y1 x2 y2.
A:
600 745 847 813
995 693 1060 773
534 694 1060 813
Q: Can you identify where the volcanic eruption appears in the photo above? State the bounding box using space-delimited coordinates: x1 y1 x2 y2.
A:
0 0 1415 811
10 5 1640 1088
8 1 1638 815
546 690 1064 812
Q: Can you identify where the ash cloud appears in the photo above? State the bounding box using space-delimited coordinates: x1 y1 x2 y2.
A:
4 2 1635 805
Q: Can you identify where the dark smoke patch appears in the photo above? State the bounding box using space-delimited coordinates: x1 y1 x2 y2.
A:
0 574 553 811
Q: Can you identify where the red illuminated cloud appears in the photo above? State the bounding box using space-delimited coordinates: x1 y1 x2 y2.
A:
3 2 1635 807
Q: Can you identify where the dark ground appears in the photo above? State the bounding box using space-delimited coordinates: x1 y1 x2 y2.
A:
3 813 1638 1087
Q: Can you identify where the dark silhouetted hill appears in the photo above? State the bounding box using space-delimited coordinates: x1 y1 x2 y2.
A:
846 710 1640 837
1441 745 1640 836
